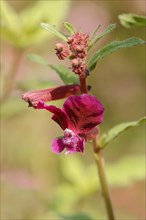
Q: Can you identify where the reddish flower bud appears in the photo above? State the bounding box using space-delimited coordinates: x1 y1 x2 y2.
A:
71 58 87 77
67 32 89 59
22 84 81 107
55 43 70 60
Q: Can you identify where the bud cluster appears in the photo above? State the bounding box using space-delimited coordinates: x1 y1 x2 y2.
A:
55 32 89 77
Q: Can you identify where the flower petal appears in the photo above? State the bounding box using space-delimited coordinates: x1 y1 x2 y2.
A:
22 84 80 107
51 138 65 154
63 94 104 134
37 101 69 130
65 137 85 154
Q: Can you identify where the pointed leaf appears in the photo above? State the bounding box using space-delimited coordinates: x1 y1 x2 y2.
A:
118 13 146 28
49 64 79 84
27 54 79 84
88 37 145 71
41 23 67 41
99 117 146 148
88 24 117 51
64 22 76 35
90 25 101 41
27 54 49 65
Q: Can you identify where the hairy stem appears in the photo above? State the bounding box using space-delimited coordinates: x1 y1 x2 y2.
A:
1 48 24 103
93 139 115 220
79 75 88 94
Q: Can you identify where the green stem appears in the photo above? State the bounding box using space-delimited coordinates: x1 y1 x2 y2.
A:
93 139 115 220
79 73 115 219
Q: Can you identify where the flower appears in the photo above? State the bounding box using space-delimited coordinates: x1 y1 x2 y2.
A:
55 32 89 77
71 58 87 77
55 43 70 60
36 94 104 154
22 84 80 107
67 32 89 59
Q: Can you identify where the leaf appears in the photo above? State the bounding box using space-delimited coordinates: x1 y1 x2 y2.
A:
88 37 145 71
88 24 117 51
118 13 146 28
99 117 146 148
63 21 76 35
27 54 49 66
49 64 79 84
40 23 67 41
90 25 101 41
27 54 79 84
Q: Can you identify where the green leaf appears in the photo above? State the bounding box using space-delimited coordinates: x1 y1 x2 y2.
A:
63 21 76 35
99 117 146 148
40 22 67 41
49 64 79 84
27 54 49 66
27 54 79 84
118 13 146 28
90 25 101 41
88 37 145 71
88 24 117 51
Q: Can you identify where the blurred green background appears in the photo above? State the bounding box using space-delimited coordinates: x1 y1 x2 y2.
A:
1 1 145 219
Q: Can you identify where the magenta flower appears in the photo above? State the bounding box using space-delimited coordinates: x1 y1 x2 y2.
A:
37 94 104 154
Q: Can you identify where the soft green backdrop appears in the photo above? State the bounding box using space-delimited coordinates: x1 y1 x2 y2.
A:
1 1 145 219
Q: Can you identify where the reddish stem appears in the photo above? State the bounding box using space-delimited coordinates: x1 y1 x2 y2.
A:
79 75 88 94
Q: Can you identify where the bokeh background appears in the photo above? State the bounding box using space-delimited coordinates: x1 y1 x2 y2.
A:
1 1 145 219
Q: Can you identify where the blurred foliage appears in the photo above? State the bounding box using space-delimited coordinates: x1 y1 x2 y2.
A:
118 13 146 28
1 1 145 220
1 0 70 48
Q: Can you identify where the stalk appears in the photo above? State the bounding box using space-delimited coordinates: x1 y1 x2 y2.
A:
93 139 115 220
79 74 115 220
